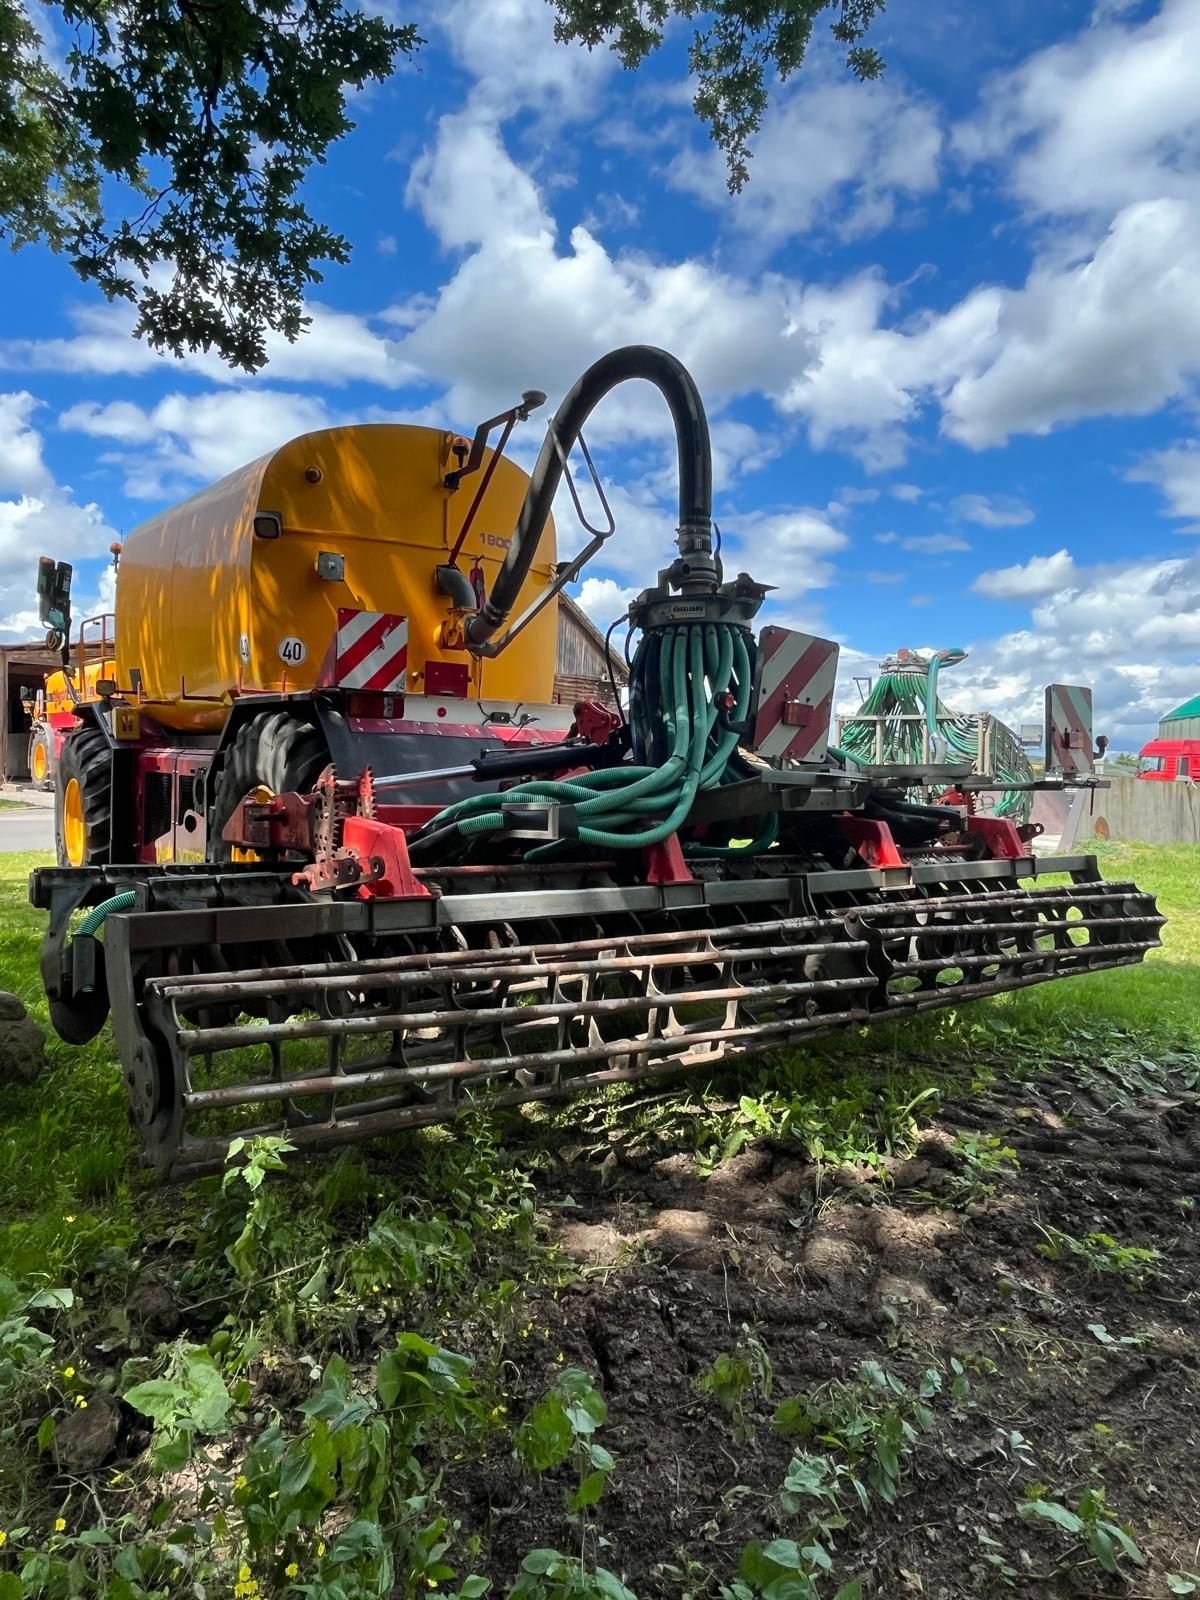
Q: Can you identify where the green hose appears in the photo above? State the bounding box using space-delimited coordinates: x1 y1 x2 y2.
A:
78 891 136 936
423 621 754 855
838 650 1033 823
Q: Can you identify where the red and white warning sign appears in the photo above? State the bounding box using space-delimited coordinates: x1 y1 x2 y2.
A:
334 609 408 692
751 626 839 763
1044 683 1094 776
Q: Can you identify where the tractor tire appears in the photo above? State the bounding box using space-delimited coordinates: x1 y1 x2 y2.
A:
210 711 328 862
29 725 54 790
56 725 113 868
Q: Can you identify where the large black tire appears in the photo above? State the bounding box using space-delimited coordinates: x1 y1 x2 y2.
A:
210 711 328 862
55 725 113 867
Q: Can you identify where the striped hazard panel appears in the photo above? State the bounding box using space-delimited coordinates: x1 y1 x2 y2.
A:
335 609 408 692
1044 683 1095 776
750 627 839 763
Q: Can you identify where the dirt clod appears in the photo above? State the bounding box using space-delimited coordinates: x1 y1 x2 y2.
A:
0 992 46 1085
53 1392 121 1473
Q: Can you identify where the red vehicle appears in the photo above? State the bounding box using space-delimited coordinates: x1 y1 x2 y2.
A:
1137 740 1200 782
1138 693 1200 782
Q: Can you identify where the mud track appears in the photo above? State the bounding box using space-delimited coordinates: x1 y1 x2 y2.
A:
454 1061 1200 1598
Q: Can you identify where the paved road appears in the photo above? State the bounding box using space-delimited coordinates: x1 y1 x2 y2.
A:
0 804 55 856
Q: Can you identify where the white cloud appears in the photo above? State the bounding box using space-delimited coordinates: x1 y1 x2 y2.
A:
0 298 417 390
959 0 1200 222
395 111 813 432
574 577 640 624
900 533 970 553
670 76 942 245
889 483 925 502
60 390 337 499
937 200 1200 447
437 0 614 124
972 549 1077 598
1127 441 1200 523
0 392 118 633
948 554 1200 746
951 492 1034 527
865 570 904 584
722 508 847 604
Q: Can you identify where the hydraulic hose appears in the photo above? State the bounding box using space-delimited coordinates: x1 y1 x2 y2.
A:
413 621 754 856
465 346 714 652
78 890 135 935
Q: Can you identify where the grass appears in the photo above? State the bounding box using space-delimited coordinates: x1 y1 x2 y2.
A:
0 798 33 810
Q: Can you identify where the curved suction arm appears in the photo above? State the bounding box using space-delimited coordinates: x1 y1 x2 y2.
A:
464 345 713 654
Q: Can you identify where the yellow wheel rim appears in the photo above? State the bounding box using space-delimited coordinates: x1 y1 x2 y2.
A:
32 741 47 783
230 784 273 863
63 777 86 866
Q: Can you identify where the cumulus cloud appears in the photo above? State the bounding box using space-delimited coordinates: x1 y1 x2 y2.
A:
947 554 1200 746
60 390 338 499
958 0 1200 222
574 577 640 624
1127 441 1200 523
973 549 1077 598
670 76 943 245
0 298 417 390
0 392 119 636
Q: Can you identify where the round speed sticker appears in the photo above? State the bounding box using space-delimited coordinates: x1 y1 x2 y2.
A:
278 636 307 665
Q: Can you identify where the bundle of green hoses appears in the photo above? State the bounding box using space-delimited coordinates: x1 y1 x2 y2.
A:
836 649 1033 823
417 622 759 856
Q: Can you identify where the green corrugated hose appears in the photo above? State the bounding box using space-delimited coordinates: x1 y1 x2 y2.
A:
421 622 757 854
78 891 136 935
837 651 1034 823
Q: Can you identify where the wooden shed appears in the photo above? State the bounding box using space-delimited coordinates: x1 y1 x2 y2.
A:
553 593 629 707
0 641 62 783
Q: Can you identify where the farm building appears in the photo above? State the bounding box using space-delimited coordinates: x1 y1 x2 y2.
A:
0 640 64 784
553 593 629 707
1157 694 1200 742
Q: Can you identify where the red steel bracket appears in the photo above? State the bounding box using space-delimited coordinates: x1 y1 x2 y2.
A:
643 832 696 886
967 815 1027 861
342 815 432 900
837 815 905 870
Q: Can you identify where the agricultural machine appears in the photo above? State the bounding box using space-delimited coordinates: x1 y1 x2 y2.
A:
30 346 1164 1182
837 647 1060 824
23 558 118 790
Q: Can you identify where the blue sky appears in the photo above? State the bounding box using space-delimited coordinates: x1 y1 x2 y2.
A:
2 0 1199 747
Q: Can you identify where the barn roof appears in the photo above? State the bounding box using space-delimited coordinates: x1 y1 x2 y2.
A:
1162 694 1200 722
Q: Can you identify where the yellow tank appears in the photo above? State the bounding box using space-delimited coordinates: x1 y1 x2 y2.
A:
114 424 559 733
44 659 114 718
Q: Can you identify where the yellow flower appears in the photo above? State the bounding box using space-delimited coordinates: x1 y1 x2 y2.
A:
426 1580 439 1590
285 1563 299 1579
63 1366 76 1380
317 1540 327 1557
64 1215 75 1224
239 1567 252 1584
54 1519 66 1533
74 1396 88 1409
0 1531 8 1548
234 1475 248 1491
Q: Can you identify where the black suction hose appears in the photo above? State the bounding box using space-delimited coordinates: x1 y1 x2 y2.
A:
465 345 713 653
